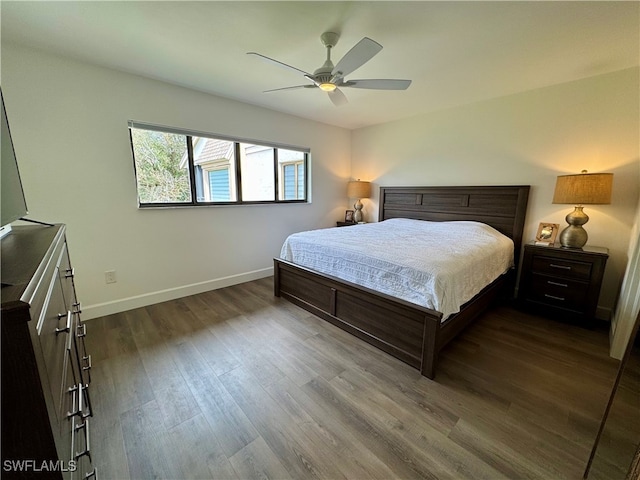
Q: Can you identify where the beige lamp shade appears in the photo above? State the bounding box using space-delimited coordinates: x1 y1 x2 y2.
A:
347 180 371 199
552 172 613 205
552 171 613 248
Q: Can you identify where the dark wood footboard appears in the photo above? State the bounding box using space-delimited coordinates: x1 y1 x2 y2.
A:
274 257 443 377
274 257 511 379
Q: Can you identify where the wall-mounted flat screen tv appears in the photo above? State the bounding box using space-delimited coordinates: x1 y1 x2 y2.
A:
1 88 28 229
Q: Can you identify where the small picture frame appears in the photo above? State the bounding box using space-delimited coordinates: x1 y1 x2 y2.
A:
535 222 559 245
344 210 355 223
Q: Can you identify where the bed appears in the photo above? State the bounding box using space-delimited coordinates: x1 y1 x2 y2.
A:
274 185 530 379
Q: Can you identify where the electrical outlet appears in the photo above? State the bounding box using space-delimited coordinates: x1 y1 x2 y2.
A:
105 270 117 284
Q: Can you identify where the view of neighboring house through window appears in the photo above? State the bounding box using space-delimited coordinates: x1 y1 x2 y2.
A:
280 150 305 200
240 143 275 202
129 122 309 207
190 137 237 202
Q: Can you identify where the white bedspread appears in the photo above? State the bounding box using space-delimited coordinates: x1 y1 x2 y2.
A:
280 218 514 320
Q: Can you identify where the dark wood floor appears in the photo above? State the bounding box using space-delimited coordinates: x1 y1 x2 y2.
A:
85 277 629 479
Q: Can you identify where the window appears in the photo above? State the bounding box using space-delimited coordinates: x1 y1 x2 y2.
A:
129 122 309 207
191 137 237 202
281 161 305 200
240 144 275 202
129 129 192 204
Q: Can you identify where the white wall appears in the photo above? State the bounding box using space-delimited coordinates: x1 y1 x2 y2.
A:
2 44 351 319
610 196 640 359
351 68 640 318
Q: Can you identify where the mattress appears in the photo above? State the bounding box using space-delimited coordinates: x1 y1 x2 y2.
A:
280 218 514 320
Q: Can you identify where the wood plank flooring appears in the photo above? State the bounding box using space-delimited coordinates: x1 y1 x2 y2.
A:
85 277 628 479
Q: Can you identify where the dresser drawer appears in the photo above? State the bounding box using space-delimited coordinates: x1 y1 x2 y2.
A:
531 255 592 281
58 350 77 479
38 274 73 424
71 415 95 480
58 246 79 313
529 274 588 311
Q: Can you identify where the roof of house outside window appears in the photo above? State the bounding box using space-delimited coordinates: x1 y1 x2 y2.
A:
180 137 234 168
195 138 234 165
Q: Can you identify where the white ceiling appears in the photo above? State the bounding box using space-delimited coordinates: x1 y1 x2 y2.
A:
1 1 638 130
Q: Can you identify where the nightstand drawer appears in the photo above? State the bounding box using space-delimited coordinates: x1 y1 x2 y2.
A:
531 255 592 280
529 274 588 310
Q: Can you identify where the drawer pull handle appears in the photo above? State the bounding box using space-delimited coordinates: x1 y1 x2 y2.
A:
77 323 87 338
65 268 75 279
82 383 93 418
74 418 92 462
547 281 568 288
67 384 80 418
85 468 97 480
544 294 565 301
56 311 72 335
550 263 571 270
83 355 92 372
82 353 93 383
67 383 91 419
73 302 82 314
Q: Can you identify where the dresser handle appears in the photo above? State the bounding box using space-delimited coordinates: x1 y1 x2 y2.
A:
67 384 80 418
83 355 92 372
545 294 565 301
77 323 87 338
71 382 91 419
82 383 93 418
547 281 568 288
78 382 84 416
550 263 571 270
73 302 82 314
84 468 97 480
65 268 75 279
56 311 72 335
74 417 92 462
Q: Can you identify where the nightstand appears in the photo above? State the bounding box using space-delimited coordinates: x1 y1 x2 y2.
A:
518 243 608 324
336 221 356 227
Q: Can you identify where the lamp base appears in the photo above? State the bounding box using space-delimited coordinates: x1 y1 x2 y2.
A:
559 206 589 249
354 199 364 223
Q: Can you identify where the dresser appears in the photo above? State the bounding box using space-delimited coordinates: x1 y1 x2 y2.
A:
518 242 609 324
1 224 95 479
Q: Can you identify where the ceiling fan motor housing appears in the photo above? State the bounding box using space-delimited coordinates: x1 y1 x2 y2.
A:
314 62 335 77
320 32 340 48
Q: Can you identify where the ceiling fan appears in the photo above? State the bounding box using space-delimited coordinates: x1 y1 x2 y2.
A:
247 32 411 106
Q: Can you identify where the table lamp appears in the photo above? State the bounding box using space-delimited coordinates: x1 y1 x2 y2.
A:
347 180 371 223
552 170 613 248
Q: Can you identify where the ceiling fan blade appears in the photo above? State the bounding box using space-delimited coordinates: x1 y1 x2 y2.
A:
342 79 412 90
263 85 317 93
328 88 348 107
331 37 382 77
247 52 311 76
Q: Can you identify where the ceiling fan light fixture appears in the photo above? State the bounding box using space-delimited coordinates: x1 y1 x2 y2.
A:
319 82 337 92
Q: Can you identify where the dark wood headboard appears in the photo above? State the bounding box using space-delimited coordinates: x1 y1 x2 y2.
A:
379 185 530 265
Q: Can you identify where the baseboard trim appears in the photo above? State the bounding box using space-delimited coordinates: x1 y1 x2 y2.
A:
81 267 273 320
596 305 612 322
